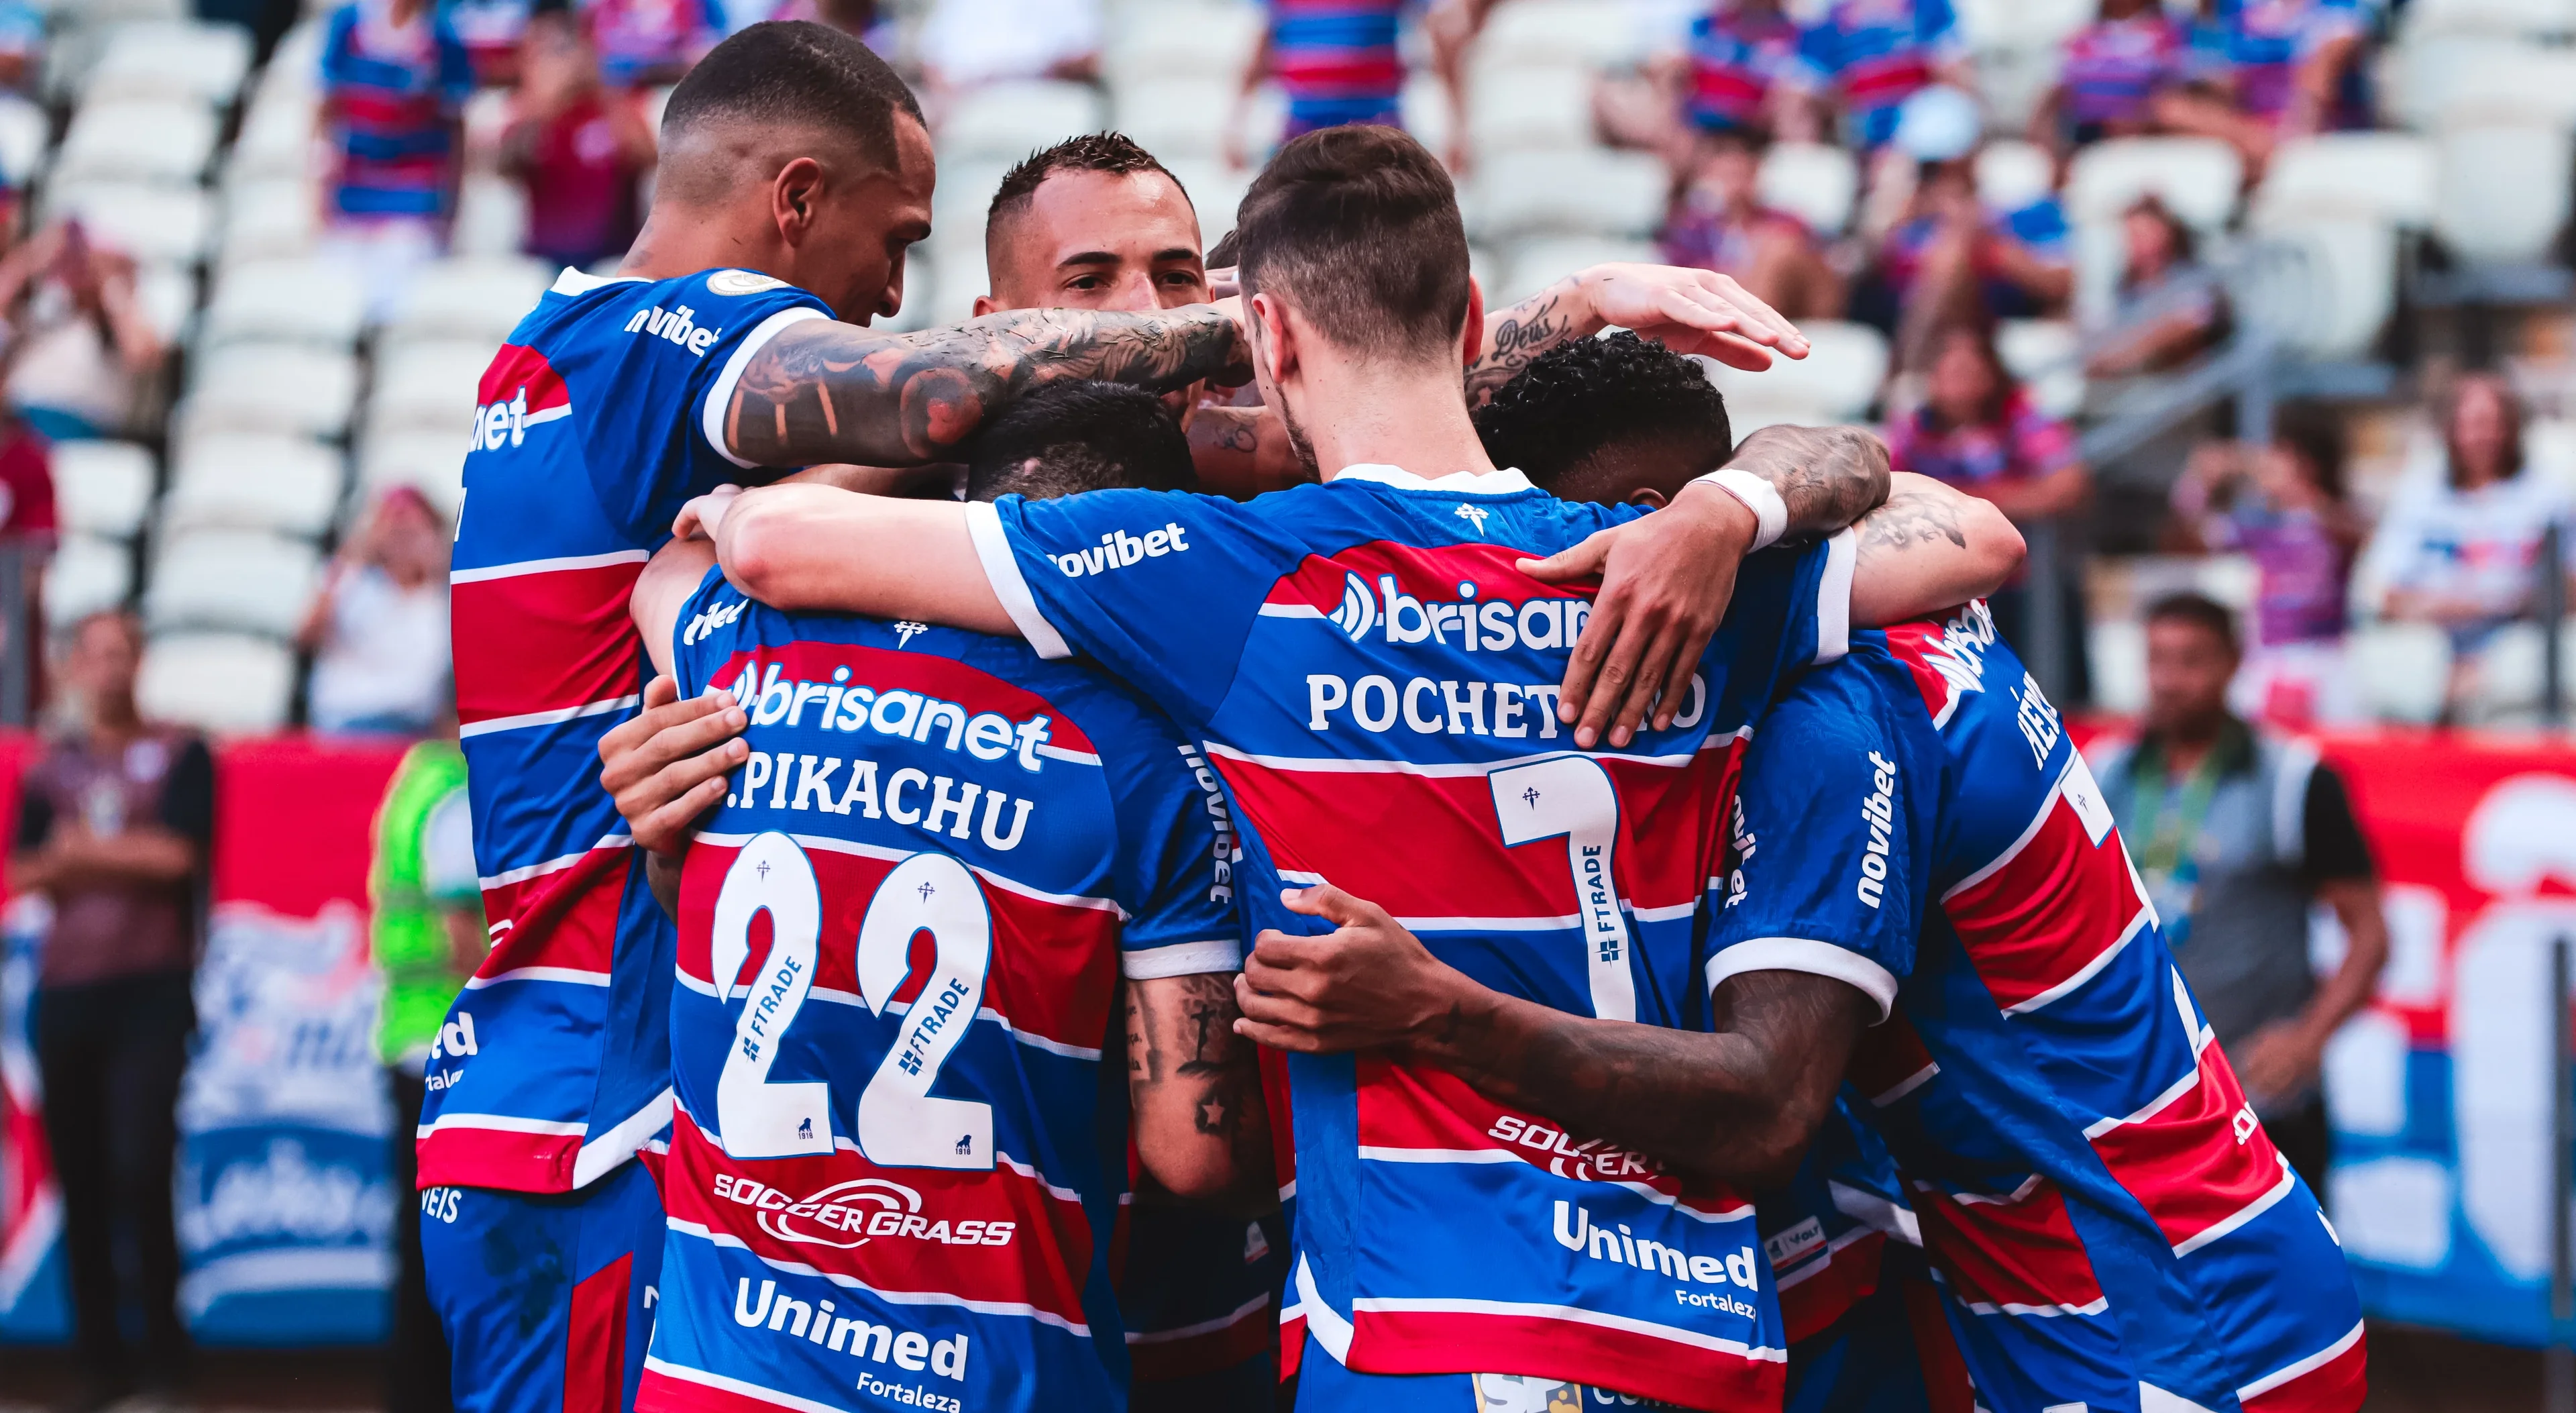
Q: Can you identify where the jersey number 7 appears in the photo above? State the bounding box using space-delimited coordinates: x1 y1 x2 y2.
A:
706 831 998 1171
1489 756 1638 1023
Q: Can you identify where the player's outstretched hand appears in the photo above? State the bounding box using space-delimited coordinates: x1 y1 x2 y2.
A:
673 484 743 542
1576 264 1809 372
597 676 748 856
1521 480 1758 749
1235 884 1464 1055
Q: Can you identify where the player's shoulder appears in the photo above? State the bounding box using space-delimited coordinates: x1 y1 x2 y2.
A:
513 266 826 355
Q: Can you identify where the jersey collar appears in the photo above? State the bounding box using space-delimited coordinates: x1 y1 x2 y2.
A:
1330 464 1536 496
551 267 647 296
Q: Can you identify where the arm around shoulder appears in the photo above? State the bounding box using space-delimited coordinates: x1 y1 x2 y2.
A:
711 482 1017 634
1848 473 2025 627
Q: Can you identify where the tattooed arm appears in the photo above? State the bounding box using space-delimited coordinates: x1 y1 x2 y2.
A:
1185 403 1313 499
1849 471 2024 627
1126 973 1277 1215
1233 886 1868 1188
722 304 1248 469
1466 263 1813 407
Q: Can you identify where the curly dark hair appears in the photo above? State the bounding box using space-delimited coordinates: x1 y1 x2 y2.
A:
963 380 1196 503
1472 331 1732 496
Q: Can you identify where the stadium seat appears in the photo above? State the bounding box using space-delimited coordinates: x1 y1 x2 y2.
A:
2402 0 2576 40
1466 64 1596 154
1112 78 1237 162
142 529 321 639
201 258 368 349
137 631 297 732
2252 134 2438 229
2087 618 2148 716
382 257 551 346
1470 0 1644 68
175 344 360 440
1707 320 1890 423
2462 620 2576 722
226 87 321 183
50 440 158 541
43 182 213 267
2434 123 2573 264
449 174 533 260
2248 219 2398 360
0 95 46 187
2351 621 2455 723
132 262 196 346
356 433 468 515
217 177 319 268
1496 236 1658 305
1757 142 1860 237
939 81 1106 160
1102 2 1263 85
368 340 496 441
45 535 134 628
2424 40 2576 125
2065 137 2242 233
1401 73 1454 163
1975 140 2057 214
83 19 254 107
162 434 345 539
1468 147 1666 240
1997 318 2084 419
54 97 217 186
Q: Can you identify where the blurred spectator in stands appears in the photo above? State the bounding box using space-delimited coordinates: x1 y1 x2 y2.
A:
1229 0 1430 168
1794 0 1970 150
1598 0 1813 169
2154 0 2368 168
921 0 1100 97
200 0 305 65
585 0 724 89
13 611 215 1412
297 486 452 735
2361 372 2573 690
1659 129 1845 320
2030 0 2190 157
0 405 54 708
2169 403 2363 724
2093 592 2387 1192
1857 95 2072 368
2086 195 2226 376
318 0 476 323
0 0 41 96
502 20 655 270
0 219 167 443
372 715 478 1413
1886 319 2093 693
446 0 535 83
765 0 883 41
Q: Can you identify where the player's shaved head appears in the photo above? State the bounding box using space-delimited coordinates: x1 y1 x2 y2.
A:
965 380 1197 502
1234 125 1472 363
655 21 924 206
1476 332 1733 507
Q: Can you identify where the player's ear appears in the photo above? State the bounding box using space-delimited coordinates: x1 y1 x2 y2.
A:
971 293 999 317
1627 488 1669 510
1248 291 1295 384
1460 275 1485 371
773 156 826 244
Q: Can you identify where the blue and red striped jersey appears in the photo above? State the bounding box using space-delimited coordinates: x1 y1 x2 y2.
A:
320 0 476 219
1797 0 1960 148
425 266 833 1194
1710 602 2366 1413
2059 13 2188 129
965 467 1856 1409
1685 3 1812 133
635 570 1241 1413
1266 0 1407 127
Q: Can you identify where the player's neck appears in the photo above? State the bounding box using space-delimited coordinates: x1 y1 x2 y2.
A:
1296 358 1497 484
621 203 782 286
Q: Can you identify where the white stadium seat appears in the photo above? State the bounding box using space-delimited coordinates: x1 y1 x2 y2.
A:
143 529 322 638
1496 236 1659 306
383 258 551 346
449 174 533 260
1758 142 1860 238
0 94 46 187
176 344 360 440
1707 320 1890 424
162 434 345 539
50 440 158 541
2434 123 2573 264
1469 147 1666 240
2352 621 2455 724
939 81 1106 160
217 177 320 268
919 233 989 326
2065 136 2243 233
1470 0 1644 68
2402 0 2576 40
356 433 468 516
132 262 197 345
368 340 496 441
1466 64 1596 154
2252 133 2438 229
2088 618 2149 717
1102 3 1263 85
138 631 297 732
1997 318 2084 419
201 258 367 349
929 157 1016 254
1401 74 1454 164
54 98 217 186
2249 219 2398 360
45 535 134 628
45 182 213 266
225 88 321 184
1976 140 2057 215
83 20 254 107
1112 78 1237 162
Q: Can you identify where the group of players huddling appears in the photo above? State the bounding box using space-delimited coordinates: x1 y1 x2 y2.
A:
419 19 2368 1413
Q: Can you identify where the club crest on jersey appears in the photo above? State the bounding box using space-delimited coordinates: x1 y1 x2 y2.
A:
706 268 790 296
1455 503 1491 532
892 621 928 648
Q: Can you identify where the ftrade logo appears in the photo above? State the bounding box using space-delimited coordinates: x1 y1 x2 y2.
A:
710 1172 1016 1249
1051 523 1190 578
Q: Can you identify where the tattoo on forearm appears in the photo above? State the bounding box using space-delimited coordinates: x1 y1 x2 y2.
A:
1193 405 1263 456
1129 974 1265 1153
1858 486 1968 558
728 307 1246 468
1465 289 1576 407
1723 425 1893 539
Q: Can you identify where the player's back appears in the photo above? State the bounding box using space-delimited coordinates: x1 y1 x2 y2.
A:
974 468 1855 1408
427 264 830 1193
639 570 1238 1413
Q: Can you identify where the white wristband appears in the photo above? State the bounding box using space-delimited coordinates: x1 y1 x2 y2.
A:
1695 468 1788 551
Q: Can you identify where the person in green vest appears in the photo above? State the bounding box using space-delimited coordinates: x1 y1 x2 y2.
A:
371 723 480 1413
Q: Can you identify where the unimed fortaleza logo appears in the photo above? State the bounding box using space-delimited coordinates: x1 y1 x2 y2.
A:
730 1275 969 1406
1051 523 1191 577
1552 1200 1761 1321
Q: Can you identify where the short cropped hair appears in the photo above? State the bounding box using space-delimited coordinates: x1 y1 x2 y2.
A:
2144 591 2240 658
1234 125 1472 361
659 22 921 169
989 132 1185 231
1474 332 1732 489
965 381 1197 503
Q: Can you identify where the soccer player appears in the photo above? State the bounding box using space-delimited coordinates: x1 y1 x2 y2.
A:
423 23 1275 1413
660 126 2023 1408
624 380 1274 1413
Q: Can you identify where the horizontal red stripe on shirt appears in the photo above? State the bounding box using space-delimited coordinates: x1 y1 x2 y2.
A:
1348 1306 1783 1412
452 562 647 727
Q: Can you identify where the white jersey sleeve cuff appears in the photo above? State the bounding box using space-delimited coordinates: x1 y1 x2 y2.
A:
1815 527 1856 664
700 305 827 470
1705 936 1897 1023
1121 939 1244 979
963 500 1076 660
